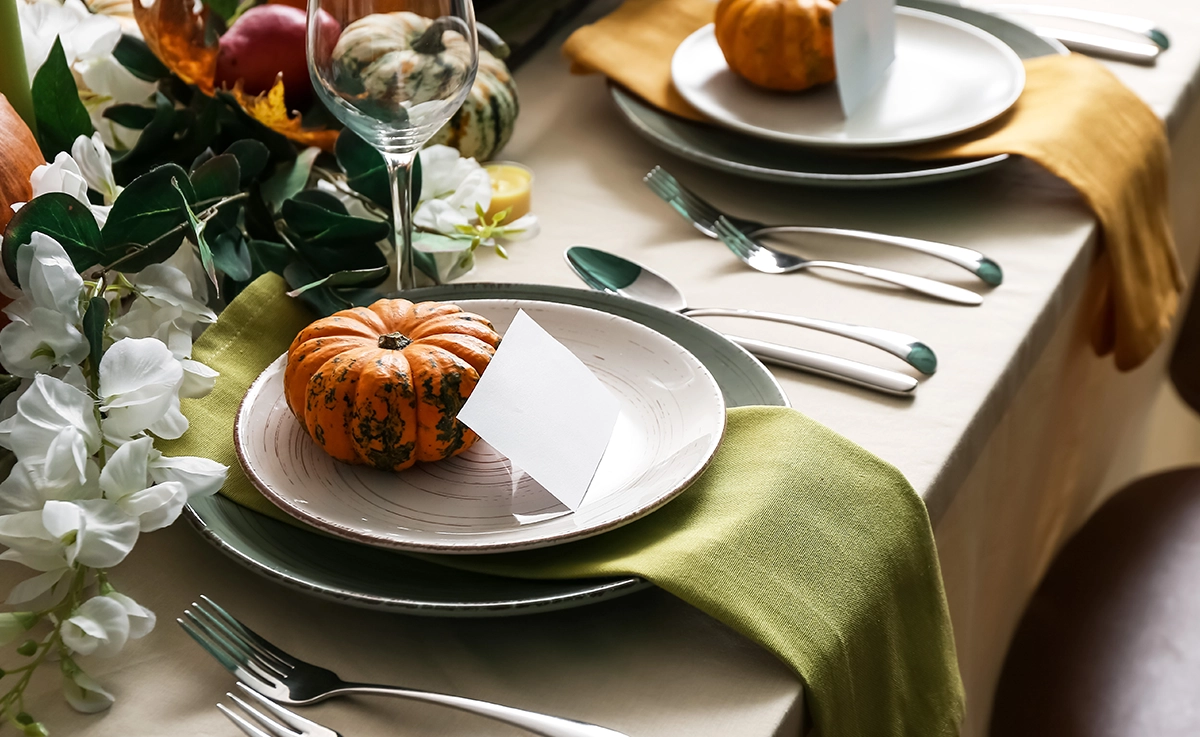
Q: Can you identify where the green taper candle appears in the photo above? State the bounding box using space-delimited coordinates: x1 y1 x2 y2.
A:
0 0 36 132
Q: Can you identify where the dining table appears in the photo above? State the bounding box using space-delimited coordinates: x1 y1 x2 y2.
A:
6 0 1200 734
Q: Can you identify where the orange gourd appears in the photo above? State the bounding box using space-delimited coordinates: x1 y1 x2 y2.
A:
0 96 43 235
714 0 844 92
284 299 500 471
0 96 46 328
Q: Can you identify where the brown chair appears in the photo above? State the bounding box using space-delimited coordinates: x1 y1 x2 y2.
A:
989 468 1200 736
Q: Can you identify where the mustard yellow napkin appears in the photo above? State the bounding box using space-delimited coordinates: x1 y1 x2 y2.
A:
564 0 1183 370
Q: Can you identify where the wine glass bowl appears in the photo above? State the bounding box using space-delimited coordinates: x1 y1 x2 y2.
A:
307 0 479 289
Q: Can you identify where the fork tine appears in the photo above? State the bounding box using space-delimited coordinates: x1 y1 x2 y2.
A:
227 692 303 737
647 168 720 220
200 595 296 669
190 605 291 677
178 616 279 694
714 217 752 257
236 683 323 734
218 702 281 737
184 609 286 683
645 171 719 235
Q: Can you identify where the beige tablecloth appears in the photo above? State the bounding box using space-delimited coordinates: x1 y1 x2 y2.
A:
5 1 1200 735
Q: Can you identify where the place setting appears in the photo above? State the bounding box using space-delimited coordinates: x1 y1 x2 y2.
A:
0 0 1187 734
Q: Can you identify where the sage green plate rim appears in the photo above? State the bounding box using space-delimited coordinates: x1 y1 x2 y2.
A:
611 0 1066 188
184 283 788 617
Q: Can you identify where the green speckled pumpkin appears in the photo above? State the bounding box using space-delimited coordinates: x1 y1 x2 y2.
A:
331 11 519 160
284 299 501 472
426 49 519 160
332 11 475 110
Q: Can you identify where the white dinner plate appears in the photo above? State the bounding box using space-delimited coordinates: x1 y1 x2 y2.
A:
234 299 726 555
671 7 1026 149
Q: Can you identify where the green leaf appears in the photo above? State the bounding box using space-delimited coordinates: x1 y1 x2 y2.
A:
243 185 281 242
113 34 169 81
171 178 218 290
286 265 390 297
110 92 180 184
283 261 354 316
289 189 347 215
413 232 473 253
247 239 291 276
82 297 109 372
281 199 389 247
190 154 241 201
190 148 215 172
102 164 196 260
335 130 390 210
211 229 252 281
223 140 269 183
103 104 156 130
262 147 320 213
32 37 94 160
2 194 104 285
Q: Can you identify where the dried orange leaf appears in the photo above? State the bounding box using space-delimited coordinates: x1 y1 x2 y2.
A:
133 0 217 92
232 78 339 151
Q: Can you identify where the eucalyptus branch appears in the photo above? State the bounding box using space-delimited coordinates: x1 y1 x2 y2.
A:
100 193 249 275
310 167 389 221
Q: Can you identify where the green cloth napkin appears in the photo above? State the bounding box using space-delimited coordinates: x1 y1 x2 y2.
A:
161 274 964 737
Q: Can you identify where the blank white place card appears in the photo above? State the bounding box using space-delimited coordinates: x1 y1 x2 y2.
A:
456 310 621 511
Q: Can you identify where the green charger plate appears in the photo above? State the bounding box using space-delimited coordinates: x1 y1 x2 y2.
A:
185 283 788 617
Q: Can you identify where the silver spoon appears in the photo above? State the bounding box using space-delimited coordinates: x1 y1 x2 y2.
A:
565 247 931 389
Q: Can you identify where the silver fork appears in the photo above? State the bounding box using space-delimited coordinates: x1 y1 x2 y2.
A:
219 683 340 737
644 166 1003 286
713 217 984 306
180 596 628 737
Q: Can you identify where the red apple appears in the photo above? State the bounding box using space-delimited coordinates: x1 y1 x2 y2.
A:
214 5 340 112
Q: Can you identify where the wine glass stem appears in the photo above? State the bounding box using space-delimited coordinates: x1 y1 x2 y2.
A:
384 151 418 292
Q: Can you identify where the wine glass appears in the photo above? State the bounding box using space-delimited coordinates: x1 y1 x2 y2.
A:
307 0 479 291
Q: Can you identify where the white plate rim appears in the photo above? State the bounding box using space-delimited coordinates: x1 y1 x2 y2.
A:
671 7 1027 149
233 299 728 555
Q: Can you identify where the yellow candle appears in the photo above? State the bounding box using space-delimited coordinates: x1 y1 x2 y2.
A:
484 162 533 223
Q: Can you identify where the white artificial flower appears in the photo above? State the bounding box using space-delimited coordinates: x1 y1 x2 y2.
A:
18 153 110 228
0 500 138 603
0 365 87 422
62 666 115 713
0 457 101 515
98 337 187 440
493 213 542 242
43 499 140 568
106 592 155 639
62 595 130 658
111 264 216 354
0 374 101 486
71 133 120 204
413 145 492 236
0 233 89 376
162 242 210 303
99 436 188 531
148 451 227 500
17 0 121 83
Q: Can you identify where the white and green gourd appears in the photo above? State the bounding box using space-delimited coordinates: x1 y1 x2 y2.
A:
332 11 519 161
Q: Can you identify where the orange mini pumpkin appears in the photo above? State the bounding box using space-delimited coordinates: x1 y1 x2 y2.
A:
284 299 501 471
714 0 844 92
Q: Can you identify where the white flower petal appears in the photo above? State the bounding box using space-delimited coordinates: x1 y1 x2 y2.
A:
116 480 187 531
78 55 155 107
20 233 86 318
42 499 139 569
63 667 115 713
0 510 68 573
148 453 227 499
178 359 218 399
98 436 153 498
62 595 129 658
99 338 185 438
0 306 90 377
70 133 119 203
30 153 89 205
7 568 69 605
106 592 155 639
0 375 100 471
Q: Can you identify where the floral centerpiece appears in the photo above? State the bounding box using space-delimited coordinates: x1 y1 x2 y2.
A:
0 0 541 731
